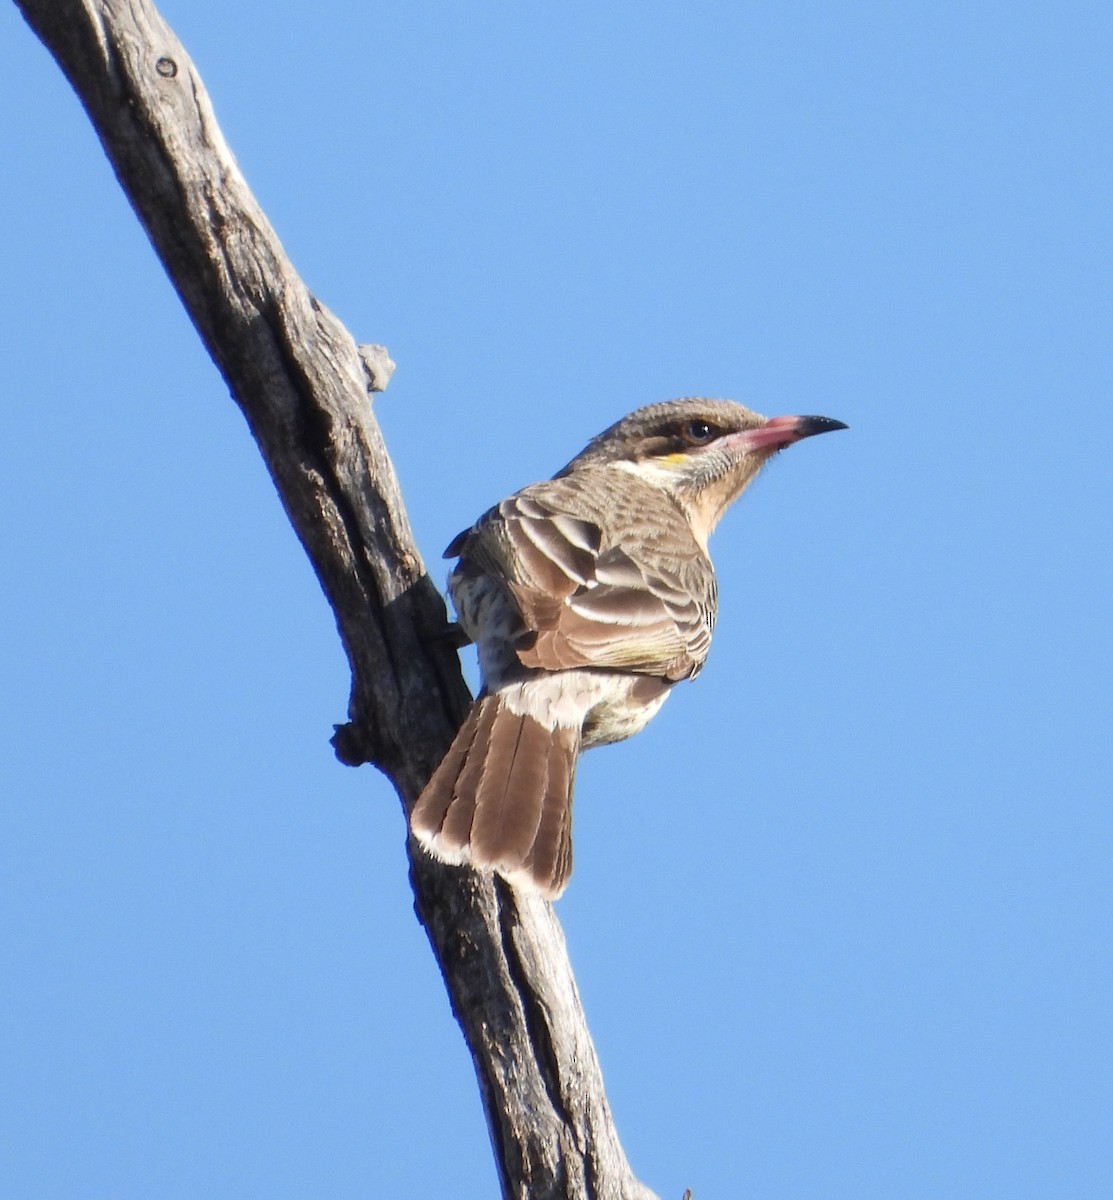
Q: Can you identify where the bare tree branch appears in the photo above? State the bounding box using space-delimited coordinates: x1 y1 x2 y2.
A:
13 1 659 1197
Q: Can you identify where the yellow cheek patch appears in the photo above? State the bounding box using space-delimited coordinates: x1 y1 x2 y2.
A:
657 453 689 467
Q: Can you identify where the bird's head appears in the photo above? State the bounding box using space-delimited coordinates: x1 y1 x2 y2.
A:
558 398 847 546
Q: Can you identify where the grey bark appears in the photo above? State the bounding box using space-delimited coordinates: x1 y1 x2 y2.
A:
13 2 660 1198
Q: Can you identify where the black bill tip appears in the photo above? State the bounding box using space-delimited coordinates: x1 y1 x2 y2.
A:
796 415 849 438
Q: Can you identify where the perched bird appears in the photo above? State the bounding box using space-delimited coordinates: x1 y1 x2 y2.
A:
411 398 846 898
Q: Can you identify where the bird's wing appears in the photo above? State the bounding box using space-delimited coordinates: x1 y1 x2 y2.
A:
457 490 715 681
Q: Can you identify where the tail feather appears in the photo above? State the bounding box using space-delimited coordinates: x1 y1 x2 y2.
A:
412 703 482 855
410 693 580 898
440 696 499 849
553 757 576 894
522 732 577 896
471 711 550 870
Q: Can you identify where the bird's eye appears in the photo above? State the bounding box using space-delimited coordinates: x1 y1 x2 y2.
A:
683 419 717 444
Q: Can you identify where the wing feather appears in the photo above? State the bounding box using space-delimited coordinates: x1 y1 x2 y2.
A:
450 472 716 683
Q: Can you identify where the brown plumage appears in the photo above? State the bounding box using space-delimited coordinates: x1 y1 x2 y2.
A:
410 399 846 898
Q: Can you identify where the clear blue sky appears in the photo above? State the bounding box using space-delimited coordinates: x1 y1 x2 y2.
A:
4 2 1111 1197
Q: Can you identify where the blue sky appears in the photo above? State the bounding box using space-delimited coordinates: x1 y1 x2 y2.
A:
3 2 1111 1196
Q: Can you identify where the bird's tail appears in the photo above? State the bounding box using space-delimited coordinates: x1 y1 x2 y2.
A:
410 692 581 899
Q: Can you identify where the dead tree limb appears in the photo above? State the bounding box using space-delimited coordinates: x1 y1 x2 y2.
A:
13 2 658 1198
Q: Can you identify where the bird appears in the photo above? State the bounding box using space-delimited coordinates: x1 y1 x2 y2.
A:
411 398 846 898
